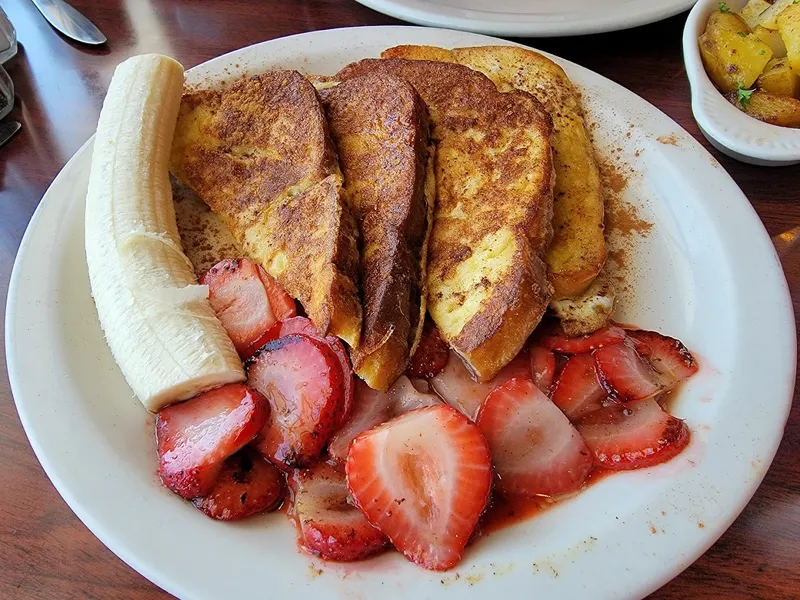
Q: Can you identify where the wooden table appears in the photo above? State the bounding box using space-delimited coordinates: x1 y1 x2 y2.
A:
1 0 798 598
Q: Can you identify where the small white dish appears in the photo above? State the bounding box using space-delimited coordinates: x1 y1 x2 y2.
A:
684 0 800 166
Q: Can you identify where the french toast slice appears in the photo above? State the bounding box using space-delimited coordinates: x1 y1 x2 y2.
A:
335 59 554 382
319 73 432 391
170 70 362 347
383 45 606 300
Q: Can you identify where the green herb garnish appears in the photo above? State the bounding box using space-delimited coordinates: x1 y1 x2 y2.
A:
737 84 755 108
737 30 746 36
759 49 766 55
719 2 730 12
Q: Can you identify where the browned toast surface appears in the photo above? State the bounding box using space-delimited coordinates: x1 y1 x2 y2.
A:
335 59 554 381
170 70 362 346
320 73 432 391
383 45 606 300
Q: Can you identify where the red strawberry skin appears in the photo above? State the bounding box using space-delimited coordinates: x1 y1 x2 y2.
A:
627 329 698 387
288 461 388 562
538 322 627 355
269 316 354 427
200 258 296 358
327 376 442 462
577 397 690 470
477 378 592 498
431 351 531 420
156 384 269 499
192 447 285 520
529 346 556 393
552 353 607 421
247 335 346 469
594 342 662 402
346 405 492 571
407 319 450 379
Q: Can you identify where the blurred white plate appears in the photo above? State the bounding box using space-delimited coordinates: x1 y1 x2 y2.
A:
6 25 795 600
356 0 698 36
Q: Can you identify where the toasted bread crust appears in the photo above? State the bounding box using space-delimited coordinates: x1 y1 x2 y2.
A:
384 45 606 299
336 59 554 381
170 70 362 346
321 73 432 390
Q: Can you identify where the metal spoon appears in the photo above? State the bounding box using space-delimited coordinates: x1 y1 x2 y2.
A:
30 0 106 46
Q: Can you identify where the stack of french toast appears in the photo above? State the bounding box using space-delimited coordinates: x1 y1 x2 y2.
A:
170 44 608 393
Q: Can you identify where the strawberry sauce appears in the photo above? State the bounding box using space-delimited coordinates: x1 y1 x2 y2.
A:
480 469 615 535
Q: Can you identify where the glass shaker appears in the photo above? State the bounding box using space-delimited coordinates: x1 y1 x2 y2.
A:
0 7 16 64
0 7 15 120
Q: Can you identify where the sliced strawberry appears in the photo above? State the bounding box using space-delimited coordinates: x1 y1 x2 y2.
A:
538 321 627 355
551 353 607 421
192 447 285 520
388 375 443 414
263 271 297 320
327 376 441 462
626 330 698 388
477 378 592 498
156 384 268 499
346 405 492 571
269 316 354 427
407 319 450 379
576 397 690 470
529 346 556 393
594 342 663 402
431 351 531 420
247 335 345 469
328 380 394 462
289 461 388 562
268 315 318 338
200 258 296 359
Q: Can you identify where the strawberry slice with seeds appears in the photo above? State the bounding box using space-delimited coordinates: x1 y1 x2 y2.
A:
431 351 531 420
576 397 690 470
538 321 626 355
328 377 441 462
530 346 556 393
156 383 269 499
270 316 354 426
477 378 592 498
407 319 450 379
192 447 285 520
594 342 663 402
626 330 698 388
247 334 346 469
289 461 388 562
200 258 296 358
552 353 607 420
346 405 492 571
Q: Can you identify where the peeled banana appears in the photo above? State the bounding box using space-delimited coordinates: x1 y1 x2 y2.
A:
85 54 245 412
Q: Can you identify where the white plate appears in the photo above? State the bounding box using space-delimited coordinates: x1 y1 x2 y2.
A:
683 0 800 166
355 0 698 36
6 26 795 600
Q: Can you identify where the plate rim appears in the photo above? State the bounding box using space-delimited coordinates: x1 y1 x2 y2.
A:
353 0 698 37
6 24 796 600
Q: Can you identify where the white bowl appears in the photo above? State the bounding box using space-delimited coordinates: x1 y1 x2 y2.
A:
683 0 800 166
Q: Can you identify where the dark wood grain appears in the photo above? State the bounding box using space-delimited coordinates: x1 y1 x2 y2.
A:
0 1 798 598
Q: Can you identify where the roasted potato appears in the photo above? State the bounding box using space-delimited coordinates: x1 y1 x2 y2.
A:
751 25 788 57
758 0 795 30
707 9 751 36
725 89 800 127
700 25 773 91
777 3 800 75
741 0 774 29
757 57 800 96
